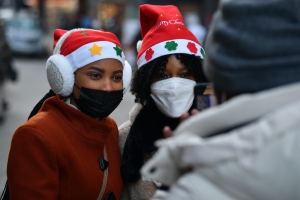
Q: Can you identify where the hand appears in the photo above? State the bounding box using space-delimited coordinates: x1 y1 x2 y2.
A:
162 109 199 138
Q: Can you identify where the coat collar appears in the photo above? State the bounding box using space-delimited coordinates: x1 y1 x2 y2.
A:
41 95 114 145
173 82 300 137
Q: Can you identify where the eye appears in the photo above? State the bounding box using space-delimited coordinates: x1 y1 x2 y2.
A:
159 73 168 79
113 75 123 82
180 72 191 78
91 73 100 79
88 72 102 80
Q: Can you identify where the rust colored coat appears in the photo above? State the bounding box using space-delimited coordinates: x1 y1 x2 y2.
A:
7 95 123 199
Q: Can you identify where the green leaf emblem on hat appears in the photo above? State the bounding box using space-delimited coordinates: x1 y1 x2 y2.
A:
200 47 205 58
114 45 123 57
165 41 178 51
80 31 88 36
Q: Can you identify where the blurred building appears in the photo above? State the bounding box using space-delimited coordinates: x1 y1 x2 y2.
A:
81 0 218 67
1 0 218 60
1 0 219 37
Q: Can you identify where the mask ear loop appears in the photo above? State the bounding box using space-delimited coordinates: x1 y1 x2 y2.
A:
70 84 81 102
74 84 81 90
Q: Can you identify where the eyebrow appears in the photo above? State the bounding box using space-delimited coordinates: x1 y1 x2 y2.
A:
113 70 123 74
89 66 123 74
163 67 189 73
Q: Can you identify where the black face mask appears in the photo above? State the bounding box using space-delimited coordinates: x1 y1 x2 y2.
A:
74 86 123 119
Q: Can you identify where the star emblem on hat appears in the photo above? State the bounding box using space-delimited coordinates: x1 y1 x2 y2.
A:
114 45 123 58
89 43 103 56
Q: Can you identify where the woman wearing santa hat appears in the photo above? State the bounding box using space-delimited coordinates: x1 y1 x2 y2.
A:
119 4 207 200
6 28 132 199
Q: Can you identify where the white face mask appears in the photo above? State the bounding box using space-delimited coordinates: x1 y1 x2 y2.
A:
150 77 196 118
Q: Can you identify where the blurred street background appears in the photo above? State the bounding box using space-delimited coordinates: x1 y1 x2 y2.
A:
0 0 219 191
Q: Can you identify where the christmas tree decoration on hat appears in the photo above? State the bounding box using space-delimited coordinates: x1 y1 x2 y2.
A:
46 28 132 97
136 4 205 68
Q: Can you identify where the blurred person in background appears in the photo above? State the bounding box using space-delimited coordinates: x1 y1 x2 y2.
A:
57 12 73 30
119 4 206 200
141 0 300 199
124 31 142 71
0 19 17 124
104 16 122 42
184 12 206 45
5 28 132 199
79 13 93 29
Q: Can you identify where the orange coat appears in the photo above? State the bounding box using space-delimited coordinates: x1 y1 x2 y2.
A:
7 95 123 199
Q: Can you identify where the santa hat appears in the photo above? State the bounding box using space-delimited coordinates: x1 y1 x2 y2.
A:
136 4 205 68
46 28 132 96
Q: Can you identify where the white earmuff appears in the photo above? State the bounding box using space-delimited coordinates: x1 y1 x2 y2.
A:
46 54 74 96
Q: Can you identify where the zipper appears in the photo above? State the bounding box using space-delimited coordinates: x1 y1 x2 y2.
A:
97 145 108 200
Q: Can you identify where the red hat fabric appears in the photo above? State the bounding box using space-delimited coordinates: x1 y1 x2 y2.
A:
53 29 125 72
46 28 131 96
137 4 205 68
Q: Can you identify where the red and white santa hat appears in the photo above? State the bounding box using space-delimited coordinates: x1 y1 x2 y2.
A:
136 4 205 68
46 28 132 96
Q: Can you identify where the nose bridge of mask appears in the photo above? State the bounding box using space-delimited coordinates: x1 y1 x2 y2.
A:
77 86 116 106
151 77 195 90
151 77 196 92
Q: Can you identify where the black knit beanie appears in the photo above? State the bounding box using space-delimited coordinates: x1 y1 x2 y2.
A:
203 0 300 93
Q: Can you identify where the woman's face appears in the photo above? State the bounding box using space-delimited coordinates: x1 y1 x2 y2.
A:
152 55 195 83
72 58 123 99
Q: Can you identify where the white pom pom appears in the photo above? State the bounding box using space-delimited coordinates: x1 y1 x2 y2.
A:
136 40 142 52
123 60 132 94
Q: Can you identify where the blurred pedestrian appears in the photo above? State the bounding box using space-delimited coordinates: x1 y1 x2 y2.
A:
184 12 207 45
6 28 132 199
119 4 206 200
141 0 300 199
79 14 93 29
0 19 17 123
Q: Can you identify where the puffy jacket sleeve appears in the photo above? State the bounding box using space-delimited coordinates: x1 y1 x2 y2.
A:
7 126 59 200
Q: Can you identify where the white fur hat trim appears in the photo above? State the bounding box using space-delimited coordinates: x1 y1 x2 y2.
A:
137 39 204 68
123 60 132 94
136 40 143 52
65 41 125 72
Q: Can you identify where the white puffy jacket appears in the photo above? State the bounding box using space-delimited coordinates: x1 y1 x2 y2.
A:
141 82 300 200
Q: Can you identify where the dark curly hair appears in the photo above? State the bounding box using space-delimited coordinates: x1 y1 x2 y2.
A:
130 53 207 105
